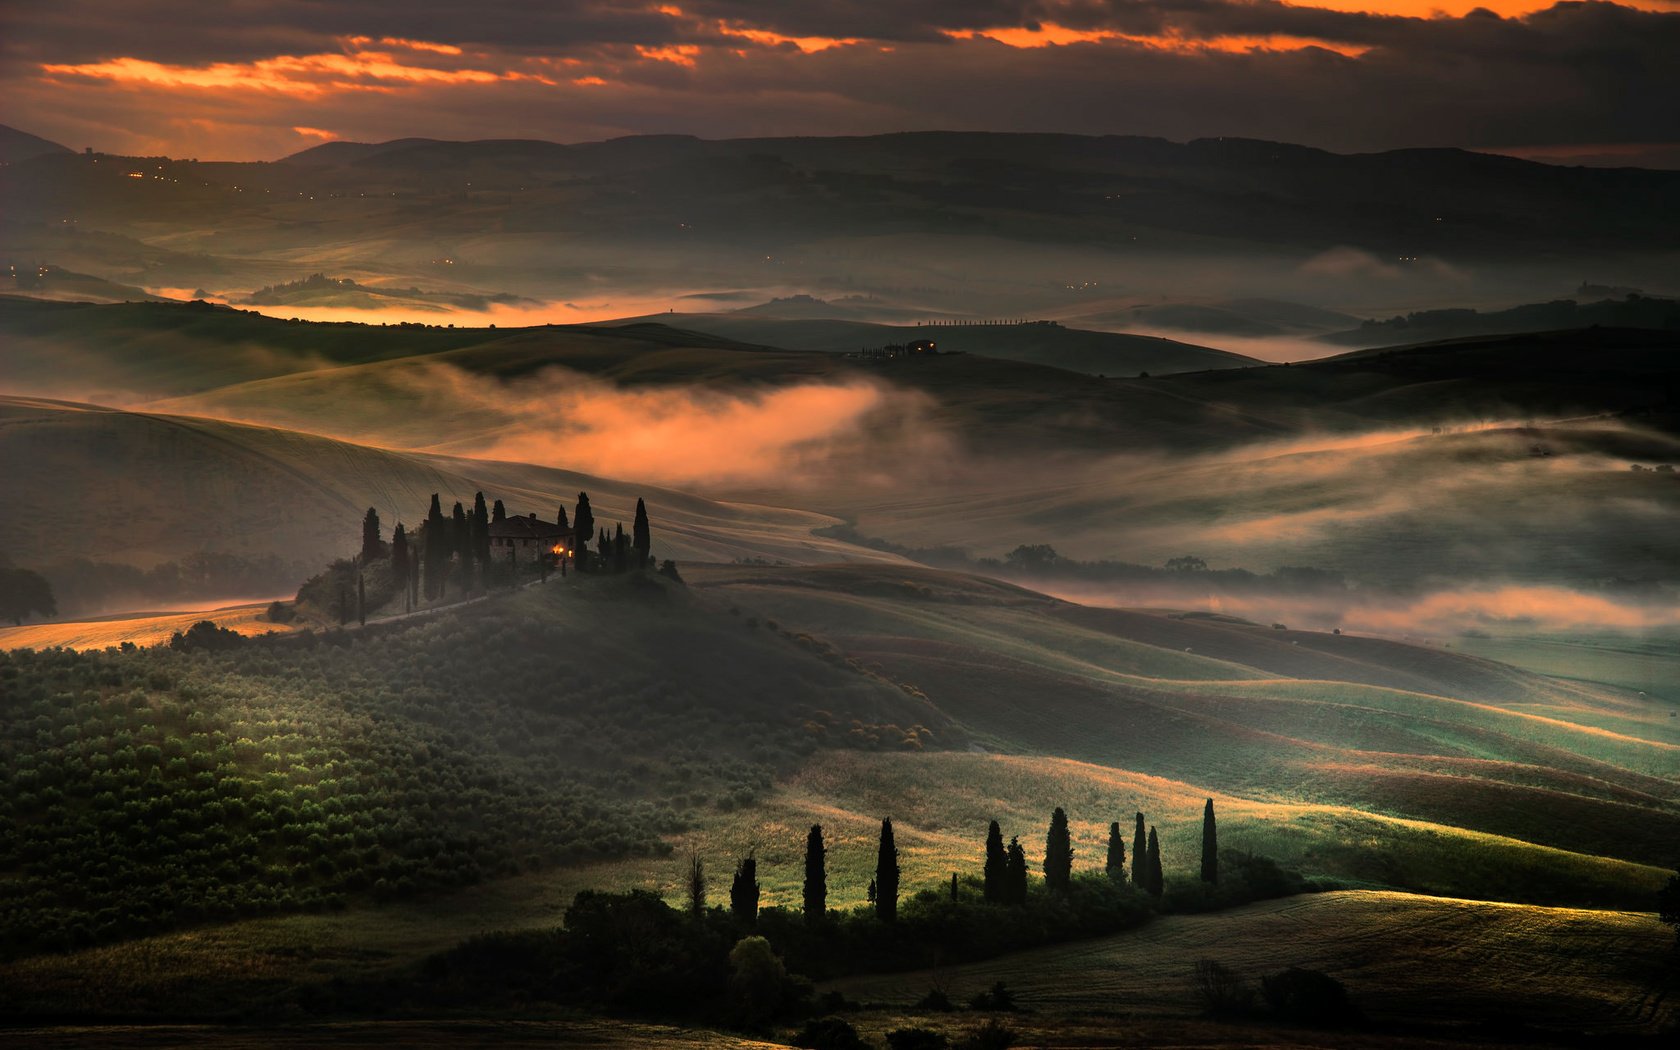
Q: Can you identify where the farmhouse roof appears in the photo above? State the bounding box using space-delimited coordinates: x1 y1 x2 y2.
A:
488 513 571 540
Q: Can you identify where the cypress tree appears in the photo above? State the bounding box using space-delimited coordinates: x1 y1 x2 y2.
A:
876 818 899 923
492 499 506 524
472 491 491 567
1005 836 1028 905
1106 821 1126 882
613 522 627 573
803 824 826 925
422 494 447 601
1044 807 1073 893
598 526 610 564
360 507 383 562
391 523 409 579
730 853 759 927
633 498 651 568
983 820 1007 902
557 505 569 530
1146 826 1164 898
451 502 468 562
573 493 594 571
1201 798 1218 884
1131 812 1147 889
687 853 706 918
951 872 959 901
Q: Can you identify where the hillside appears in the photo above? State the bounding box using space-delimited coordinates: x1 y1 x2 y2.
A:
830 890 1676 1034
4 132 1678 341
688 564 1680 875
2 564 1673 1030
603 312 1258 377
0 124 71 165
0 396 885 578
1319 295 1680 349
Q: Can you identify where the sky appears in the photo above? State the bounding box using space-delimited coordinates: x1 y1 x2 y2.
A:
3 1 1678 164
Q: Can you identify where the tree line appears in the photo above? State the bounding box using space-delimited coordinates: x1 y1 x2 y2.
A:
701 800 1222 930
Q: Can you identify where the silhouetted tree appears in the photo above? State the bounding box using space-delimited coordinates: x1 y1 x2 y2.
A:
1202 799 1218 884
1106 821 1126 882
876 818 900 923
951 872 959 901
1044 807 1073 893
1145 826 1163 898
360 507 383 562
804 825 826 925
633 497 651 568
1005 836 1028 905
573 493 594 571
730 853 760 928
557 505 569 530
391 523 409 580
983 820 1007 903
1658 867 1680 947
423 495 447 599
472 491 491 567
1131 813 1147 889
492 498 506 524
687 853 706 918
0 568 55 625
451 502 468 564
613 522 628 573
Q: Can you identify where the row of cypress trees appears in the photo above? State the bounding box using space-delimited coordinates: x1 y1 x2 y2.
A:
713 800 1221 928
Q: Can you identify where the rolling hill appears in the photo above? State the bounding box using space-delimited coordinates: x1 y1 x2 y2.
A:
0 395 888 575
602 311 1259 377
2 563 1674 1032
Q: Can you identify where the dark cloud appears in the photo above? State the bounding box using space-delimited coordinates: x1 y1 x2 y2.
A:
3 2 1676 161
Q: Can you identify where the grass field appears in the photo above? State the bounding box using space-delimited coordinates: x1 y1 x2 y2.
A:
0 600 300 650
827 890 1677 1035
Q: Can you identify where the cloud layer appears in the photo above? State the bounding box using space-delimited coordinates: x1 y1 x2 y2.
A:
4 2 1678 162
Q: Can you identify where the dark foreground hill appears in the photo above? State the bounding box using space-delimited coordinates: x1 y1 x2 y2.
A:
0 563 1673 1030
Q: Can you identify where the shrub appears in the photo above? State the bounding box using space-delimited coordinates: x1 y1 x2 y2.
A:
954 1019 1017 1050
1260 967 1358 1026
967 981 1015 1012
793 1017 870 1050
1193 959 1253 1017
886 1028 950 1050
915 987 956 1012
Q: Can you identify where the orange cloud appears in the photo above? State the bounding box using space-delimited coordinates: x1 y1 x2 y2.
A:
1284 0 1673 16
636 44 702 67
39 38 528 97
946 24 1370 57
716 24 862 53
290 125 336 140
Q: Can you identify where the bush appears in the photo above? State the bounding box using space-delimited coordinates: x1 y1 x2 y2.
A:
954 1019 1017 1050
1193 959 1253 1017
886 1028 950 1050
967 981 1015 1012
168 620 245 652
1260 967 1358 1026
793 1017 870 1050
729 935 790 1027
915 987 956 1012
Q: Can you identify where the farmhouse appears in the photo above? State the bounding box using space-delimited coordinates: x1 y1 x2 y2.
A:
489 512 573 561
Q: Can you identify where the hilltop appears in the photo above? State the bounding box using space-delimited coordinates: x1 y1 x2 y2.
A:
603 311 1259 377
